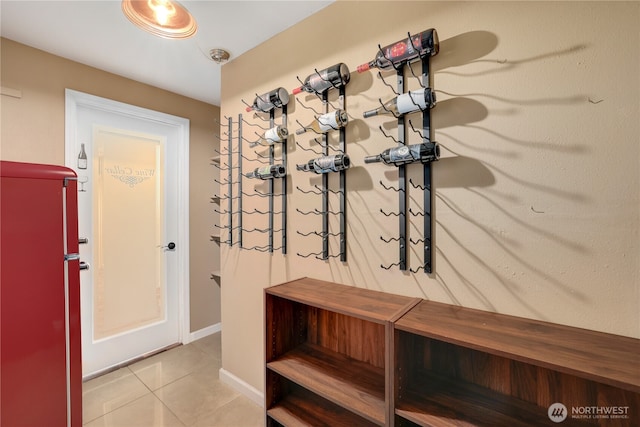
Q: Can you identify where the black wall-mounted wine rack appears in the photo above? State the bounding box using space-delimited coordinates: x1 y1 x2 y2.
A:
213 115 241 248
372 33 437 274
295 71 348 262
215 39 438 273
239 91 289 254
214 105 289 255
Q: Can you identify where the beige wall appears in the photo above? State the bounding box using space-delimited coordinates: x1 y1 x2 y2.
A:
220 1 639 394
0 38 221 333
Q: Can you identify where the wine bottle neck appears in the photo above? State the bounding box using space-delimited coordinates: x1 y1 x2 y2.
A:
363 109 380 118
357 61 374 73
364 155 381 164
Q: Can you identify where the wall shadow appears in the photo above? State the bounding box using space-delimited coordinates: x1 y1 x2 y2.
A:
432 97 489 129
347 166 374 192
433 156 495 188
433 31 499 73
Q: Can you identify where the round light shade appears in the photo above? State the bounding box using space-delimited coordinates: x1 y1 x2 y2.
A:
122 0 197 39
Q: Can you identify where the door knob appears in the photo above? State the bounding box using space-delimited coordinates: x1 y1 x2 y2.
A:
166 242 176 250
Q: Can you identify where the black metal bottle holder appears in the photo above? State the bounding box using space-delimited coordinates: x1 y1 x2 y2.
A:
238 92 288 254
212 115 242 248
373 33 436 274
295 70 347 262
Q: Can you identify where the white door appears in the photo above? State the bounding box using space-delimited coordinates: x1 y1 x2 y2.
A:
65 89 190 378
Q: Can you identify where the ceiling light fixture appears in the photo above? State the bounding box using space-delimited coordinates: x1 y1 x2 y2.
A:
209 48 230 64
122 0 197 39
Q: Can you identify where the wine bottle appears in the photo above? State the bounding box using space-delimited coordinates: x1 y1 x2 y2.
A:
357 28 439 73
248 125 288 148
245 87 290 112
78 143 88 169
292 63 350 95
245 164 286 180
363 88 436 118
296 154 351 174
364 142 440 166
295 110 348 135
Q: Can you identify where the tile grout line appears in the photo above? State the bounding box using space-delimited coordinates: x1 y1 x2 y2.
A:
128 346 213 426
82 367 152 425
83 336 224 426
84 372 188 427
127 345 209 392
83 392 152 426
151 388 189 427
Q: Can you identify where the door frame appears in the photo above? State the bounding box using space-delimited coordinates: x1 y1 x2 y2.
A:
64 89 191 362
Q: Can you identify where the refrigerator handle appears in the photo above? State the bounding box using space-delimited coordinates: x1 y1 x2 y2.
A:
64 253 80 261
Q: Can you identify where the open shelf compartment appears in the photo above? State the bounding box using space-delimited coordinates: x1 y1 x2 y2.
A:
265 278 418 427
268 343 385 424
395 336 598 426
267 372 380 427
394 300 640 427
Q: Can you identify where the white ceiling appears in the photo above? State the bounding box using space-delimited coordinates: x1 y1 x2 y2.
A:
0 0 333 105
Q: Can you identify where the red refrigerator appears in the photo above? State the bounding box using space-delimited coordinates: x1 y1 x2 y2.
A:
1 161 82 427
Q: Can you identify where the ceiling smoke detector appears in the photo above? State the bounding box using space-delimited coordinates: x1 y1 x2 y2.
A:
209 49 230 64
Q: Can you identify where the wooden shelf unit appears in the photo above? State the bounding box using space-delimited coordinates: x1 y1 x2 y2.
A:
265 279 640 426
265 277 419 426
394 300 640 427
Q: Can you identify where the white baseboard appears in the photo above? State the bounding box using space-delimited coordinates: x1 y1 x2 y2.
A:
188 325 264 408
219 368 264 407
187 322 221 343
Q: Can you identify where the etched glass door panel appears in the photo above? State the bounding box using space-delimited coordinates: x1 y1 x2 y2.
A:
93 126 165 340
67 90 187 378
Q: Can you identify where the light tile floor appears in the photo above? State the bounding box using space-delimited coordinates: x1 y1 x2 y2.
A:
82 333 264 427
